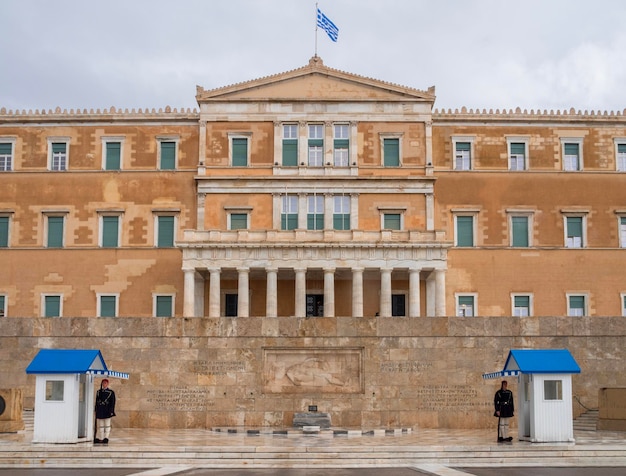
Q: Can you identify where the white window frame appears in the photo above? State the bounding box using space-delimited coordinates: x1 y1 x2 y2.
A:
507 210 533 247
618 214 626 248
614 138 626 172
157 135 180 170
544 380 563 401
41 293 63 318
101 136 125 170
0 137 16 171
98 211 123 248
378 207 406 231
452 209 480 247
456 293 477 317
333 124 350 167
226 207 252 230
307 124 324 167
506 137 529 171
47 137 70 171
0 212 13 248
153 211 179 247
566 293 588 317
307 194 324 230
0 294 7 317
228 132 251 167
97 293 119 318
562 212 588 248
452 136 475 171
379 132 403 167
153 293 175 317
561 138 584 171
43 211 68 248
511 293 533 317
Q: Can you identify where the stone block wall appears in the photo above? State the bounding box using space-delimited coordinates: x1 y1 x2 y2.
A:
1 316 623 430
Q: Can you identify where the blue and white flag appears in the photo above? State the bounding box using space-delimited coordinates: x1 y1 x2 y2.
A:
317 8 339 42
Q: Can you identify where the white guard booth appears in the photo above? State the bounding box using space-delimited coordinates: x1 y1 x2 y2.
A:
25 349 129 444
483 349 581 443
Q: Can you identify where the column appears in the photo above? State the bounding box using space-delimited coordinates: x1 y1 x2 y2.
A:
295 267 306 317
323 267 335 317
266 267 278 318
298 193 307 229
183 268 196 317
426 193 434 231
435 269 446 317
197 193 206 231
237 267 250 318
380 267 392 317
409 268 421 318
324 192 333 230
426 272 436 317
208 268 221 318
352 267 364 318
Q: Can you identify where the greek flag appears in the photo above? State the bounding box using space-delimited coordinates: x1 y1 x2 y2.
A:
317 8 339 42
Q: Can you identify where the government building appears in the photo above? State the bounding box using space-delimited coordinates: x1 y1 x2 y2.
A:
1 57 624 430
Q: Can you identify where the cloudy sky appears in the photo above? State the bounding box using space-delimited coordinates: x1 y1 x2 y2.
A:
2 0 626 113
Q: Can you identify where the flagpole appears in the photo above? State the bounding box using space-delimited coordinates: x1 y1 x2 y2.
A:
314 2 318 57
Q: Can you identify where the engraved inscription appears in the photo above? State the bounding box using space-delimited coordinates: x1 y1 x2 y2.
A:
145 385 214 412
192 360 245 375
380 361 434 372
415 385 490 411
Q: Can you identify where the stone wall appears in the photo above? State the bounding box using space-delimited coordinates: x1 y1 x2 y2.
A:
1 316 623 430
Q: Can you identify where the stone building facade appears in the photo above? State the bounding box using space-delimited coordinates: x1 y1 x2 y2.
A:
0 57 625 429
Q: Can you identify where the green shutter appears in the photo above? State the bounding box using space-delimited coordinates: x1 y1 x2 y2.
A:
307 214 324 230
456 216 474 246
569 295 584 309
458 296 474 307
308 139 323 147
0 217 8 247
456 142 471 151
334 139 349 149
52 143 66 154
232 138 248 166
105 142 121 170
101 216 119 248
512 216 529 247
282 139 298 166
282 214 298 230
230 213 247 230
564 143 579 156
618 144 626 153
157 216 175 247
0 295 5 316
383 138 399 166
333 214 350 230
514 296 530 308
384 213 401 230
156 296 172 317
510 143 525 155
160 141 176 170
45 296 61 317
47 216 64 248
100 295 116 317
567 217 582 237
0 143 11 154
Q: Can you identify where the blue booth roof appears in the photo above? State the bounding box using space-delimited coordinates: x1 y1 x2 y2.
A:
26 349 129 379
483 349 580 380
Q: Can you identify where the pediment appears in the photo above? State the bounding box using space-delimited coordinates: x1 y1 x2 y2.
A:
196 57 435 104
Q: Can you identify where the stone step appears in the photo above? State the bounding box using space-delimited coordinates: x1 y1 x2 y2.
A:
573 409 598 431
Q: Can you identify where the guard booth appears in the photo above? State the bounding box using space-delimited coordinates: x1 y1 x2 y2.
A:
25 349 129 444
483 349 581 443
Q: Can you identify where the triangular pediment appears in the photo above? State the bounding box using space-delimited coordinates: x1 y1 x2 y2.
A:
196 57 435 104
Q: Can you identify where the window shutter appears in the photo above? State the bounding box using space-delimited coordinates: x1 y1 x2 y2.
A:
618 144 626 154
156 296 172 317
0 217 8 247
230 213 247 230
564 143 579 156
456 142 471 151
456 216 474 246
569 295 584 309
47 216 64 248
514 296 529 308
105 142 121 170
160 141 176 169
52 143 66 154
567 217 583 237
158 216 175 247
384 213 401 230
282 139 298 166
232 138 248 166
510 143 525 155
383 138 399 166
334 139 349 149
45 296 61 317
102 216 119 247
512 216 529 247
0 143 11 154
0 295 4 316
100 296 116 317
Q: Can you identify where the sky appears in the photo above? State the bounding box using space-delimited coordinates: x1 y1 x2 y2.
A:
2 0 626 113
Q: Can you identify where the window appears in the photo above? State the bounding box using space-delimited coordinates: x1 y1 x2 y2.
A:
619 216 626 248
508 141 527 171
46 215 65 248
333 195 350 230
383 213 401 230
282 124 298 166
616 141 626 171
98 294 118 318
452 137 474 170
562 140 582 171
0 295 6 317
231 137 249 167
225 294 238 317
510 215 530 247
49 140 69 171
456 295 476 317
306 294 324 317
229 213 248 230
383 138 400 167
307 195 324 230
100 215 120 248
567 294 587 316
544 380 563 401
565 216 584 248
621 293 626 317
392 294 406 317
0 216 9 247
512 294 531 317
308 124 324 167
43 294 62 317
154 295 174 317
281 195 298 230
455 215 474 247
45 380 65 401
156 215 175 247
0 141 14 171
158 140 177 170
334 124 349 167
103 140 122 170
